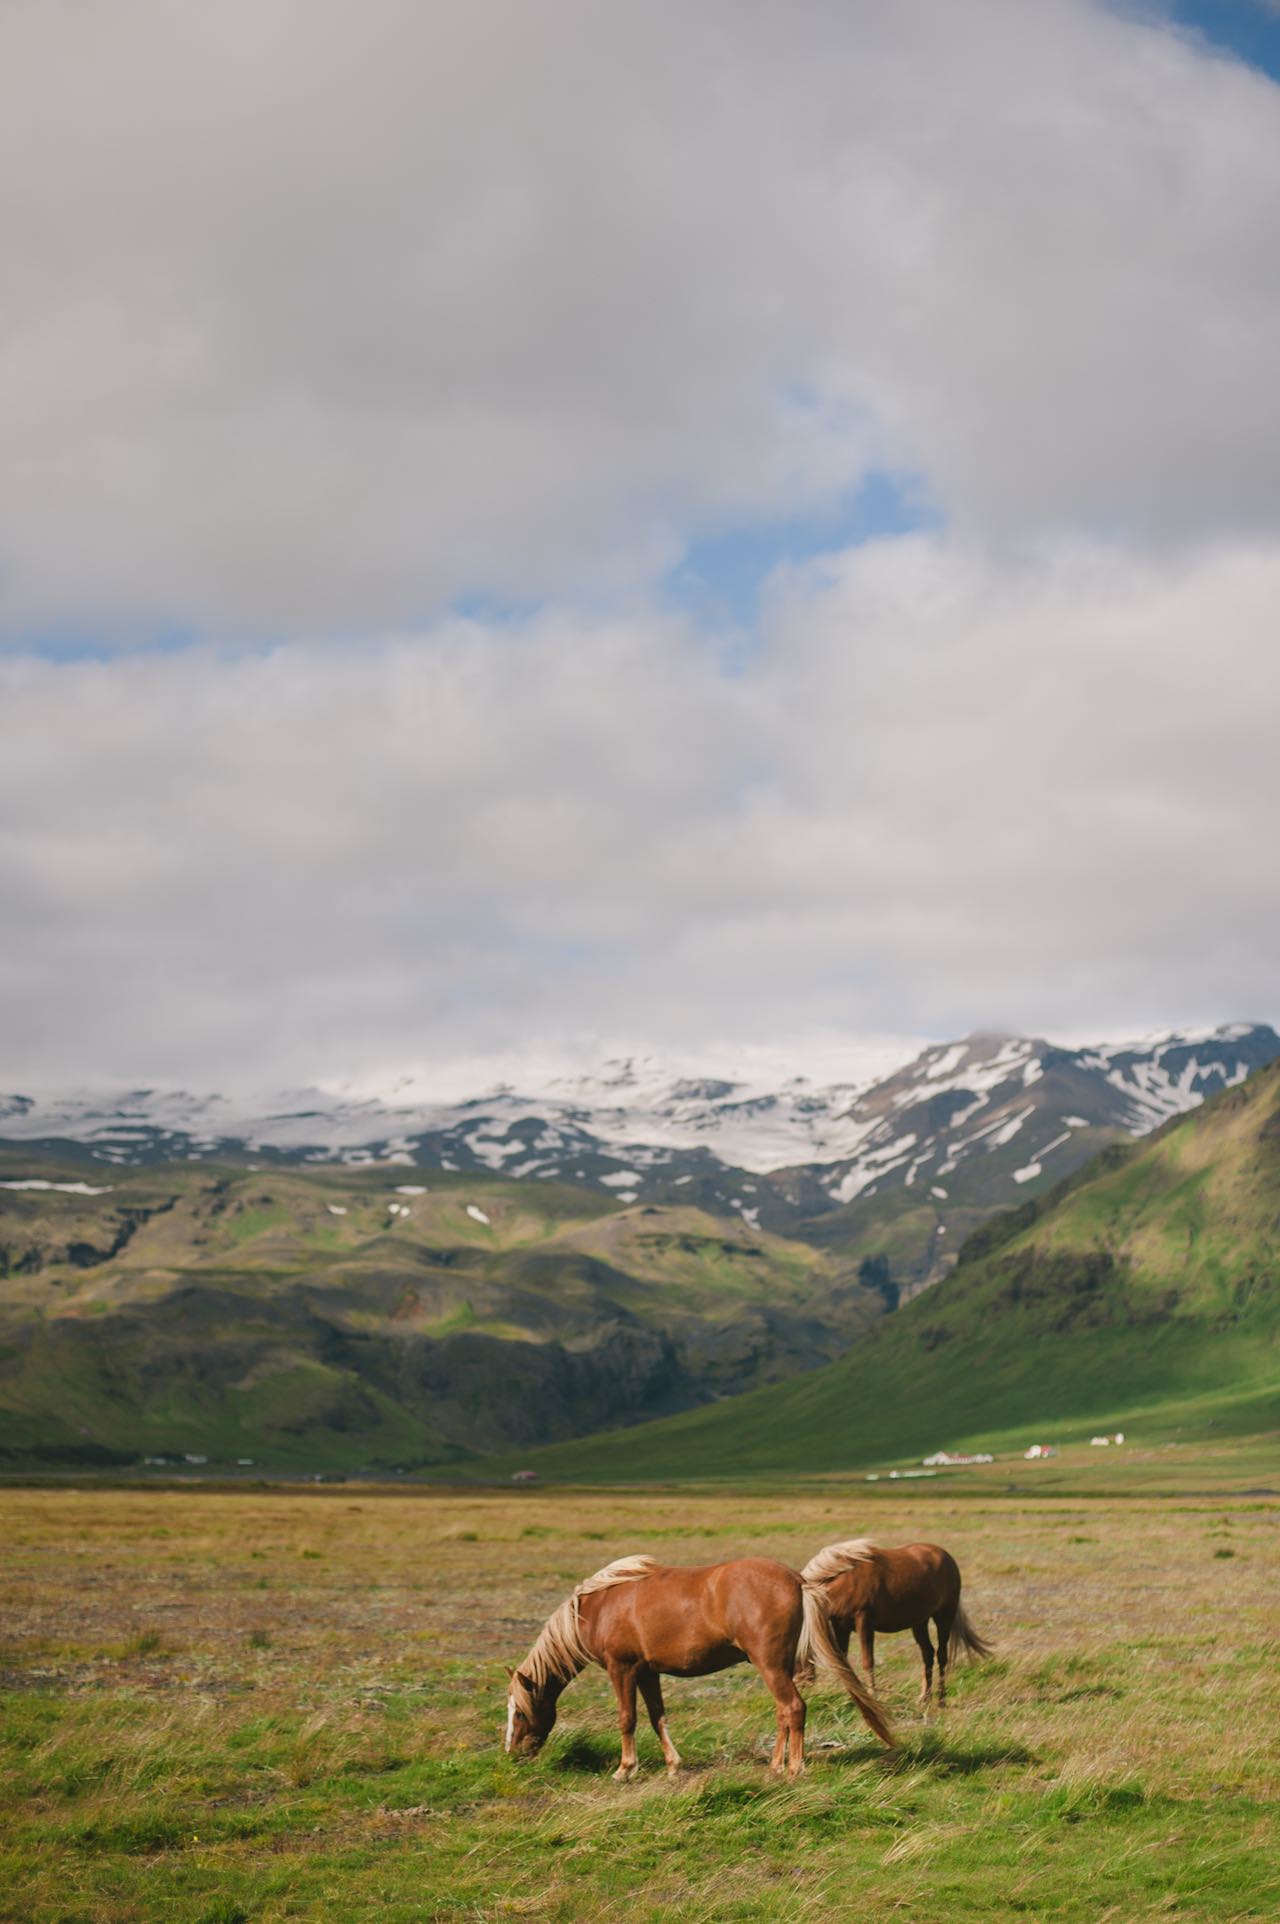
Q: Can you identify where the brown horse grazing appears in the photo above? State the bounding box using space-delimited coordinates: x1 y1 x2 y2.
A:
504 1553 894 1780
799 1540 992 1705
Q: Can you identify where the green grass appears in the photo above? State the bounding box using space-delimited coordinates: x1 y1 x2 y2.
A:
225 1204 291 1245
1 1478 1277 1921
502 1323 1279 1485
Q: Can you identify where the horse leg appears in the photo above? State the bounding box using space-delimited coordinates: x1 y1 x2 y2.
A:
768 1692 788 1773
911 1622 935 1707
607 1660 640 1781
637 1667 683 1777
760 1665 806 1779
933 1607 955 1705
857 1613 876 1699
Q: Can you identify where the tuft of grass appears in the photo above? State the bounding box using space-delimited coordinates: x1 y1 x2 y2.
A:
72 1809 189 1854
121 1629 168 1658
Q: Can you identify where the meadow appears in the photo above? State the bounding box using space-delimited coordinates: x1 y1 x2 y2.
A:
1 1461 1277 1923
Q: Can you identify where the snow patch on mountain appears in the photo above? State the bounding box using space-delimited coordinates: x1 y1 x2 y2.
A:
0 1178 114 1194
983 1106 1036 1149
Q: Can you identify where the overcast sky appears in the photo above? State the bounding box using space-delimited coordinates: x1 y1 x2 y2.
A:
2 0 1279 1093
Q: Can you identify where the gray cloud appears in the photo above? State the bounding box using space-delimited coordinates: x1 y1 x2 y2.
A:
2 538 1277 1087
2 1 1279 633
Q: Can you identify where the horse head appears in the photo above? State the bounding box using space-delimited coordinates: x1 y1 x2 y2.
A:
504 1666 561 1755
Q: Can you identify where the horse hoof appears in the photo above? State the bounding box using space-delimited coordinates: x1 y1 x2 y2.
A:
613 1765 637 1783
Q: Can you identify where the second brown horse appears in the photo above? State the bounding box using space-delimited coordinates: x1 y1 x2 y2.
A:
800 1539 992 1704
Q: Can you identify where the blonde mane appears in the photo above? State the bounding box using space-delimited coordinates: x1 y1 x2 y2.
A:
800 1538 880 1585
511 1555 658 1714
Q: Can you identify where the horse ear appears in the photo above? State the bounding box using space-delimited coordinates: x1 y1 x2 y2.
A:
503 1664 514 1680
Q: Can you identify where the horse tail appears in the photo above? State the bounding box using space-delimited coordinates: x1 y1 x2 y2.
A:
798 1582 895 1748
947 1601 994 1662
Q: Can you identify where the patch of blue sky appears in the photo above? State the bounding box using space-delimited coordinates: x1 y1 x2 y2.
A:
4 616 204 662
10 602 540 660
666 469 941 639
446 592 547 628
1117 1 1280 82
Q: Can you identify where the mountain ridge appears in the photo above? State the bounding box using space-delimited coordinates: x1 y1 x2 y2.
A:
6 1023 1273 1300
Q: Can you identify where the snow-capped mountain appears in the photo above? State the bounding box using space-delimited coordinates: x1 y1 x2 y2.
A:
809 1025 1280 1211
2 1025 1275 1220
0 1060 899 1180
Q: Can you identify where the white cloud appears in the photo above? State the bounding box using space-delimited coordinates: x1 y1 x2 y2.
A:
1 536 1276 1086
2 3 1278 1086
1 0 1279 632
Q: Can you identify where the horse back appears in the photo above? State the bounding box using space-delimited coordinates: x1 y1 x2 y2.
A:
827 1542 961 1632
870 1542 961 1630
583 1556 803 1676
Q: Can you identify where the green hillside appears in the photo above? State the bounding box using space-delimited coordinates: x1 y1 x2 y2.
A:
0 1157 883 1470
504 1059 1280 1480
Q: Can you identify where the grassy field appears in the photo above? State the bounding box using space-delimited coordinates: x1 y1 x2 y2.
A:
2 1464 1278 1923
